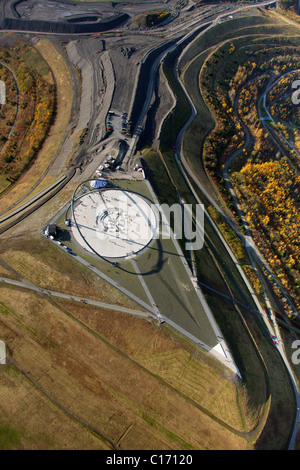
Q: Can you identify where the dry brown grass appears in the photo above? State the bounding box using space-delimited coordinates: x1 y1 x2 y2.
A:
60 298 249 431
0 234 142 309
0 166 267 449
0 179 145 312
0 366 109 449
0 285 249 450
0 263 17 279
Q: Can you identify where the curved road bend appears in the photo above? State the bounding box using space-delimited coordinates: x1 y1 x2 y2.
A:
0 0 277 232
225 75 300 448
0 43 80 219
167 7 300 448
0 167 76 235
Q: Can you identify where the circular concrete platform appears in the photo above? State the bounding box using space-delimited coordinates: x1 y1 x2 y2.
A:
71 188 158 259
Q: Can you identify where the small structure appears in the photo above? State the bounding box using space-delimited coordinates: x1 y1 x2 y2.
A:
90 179 108 189
45 224 58 238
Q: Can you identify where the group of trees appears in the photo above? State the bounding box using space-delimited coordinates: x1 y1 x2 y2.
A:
200 44 249 177
146 10 171 27
237 76 279 164
0 44 56 192
199 35 300 312
0 66 18 149
279 0 299 13
133 9 171 28
233 159 300 309
267 72 300 126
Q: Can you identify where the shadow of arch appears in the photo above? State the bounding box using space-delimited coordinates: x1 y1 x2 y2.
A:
68 180 177 276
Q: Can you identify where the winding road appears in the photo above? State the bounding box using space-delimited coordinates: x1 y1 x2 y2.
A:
169 18 300 448
2 0 299 450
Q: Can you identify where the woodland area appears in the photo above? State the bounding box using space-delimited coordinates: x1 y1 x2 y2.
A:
0 42 55 195
200 36 300 313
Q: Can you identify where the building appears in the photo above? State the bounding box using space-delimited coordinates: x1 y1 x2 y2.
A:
90 179 108 189
45 224 58 238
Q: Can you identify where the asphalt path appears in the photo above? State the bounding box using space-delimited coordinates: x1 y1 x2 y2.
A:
144 178 241 375
0 167 76 235
221 73 300 449
166 1 300 449
0 275 153 319
172 23 271 324
0 0 292 445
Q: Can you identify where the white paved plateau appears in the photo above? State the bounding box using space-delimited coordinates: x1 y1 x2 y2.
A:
72 189 158 259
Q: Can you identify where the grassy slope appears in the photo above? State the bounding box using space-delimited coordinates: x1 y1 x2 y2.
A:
0 285 248 450
0 168 249 450
147 10 298 449
0 8 297 451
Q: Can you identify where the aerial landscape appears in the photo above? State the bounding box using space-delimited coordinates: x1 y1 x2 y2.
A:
1 0 300 453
